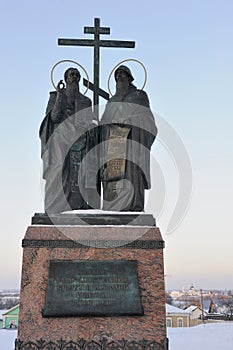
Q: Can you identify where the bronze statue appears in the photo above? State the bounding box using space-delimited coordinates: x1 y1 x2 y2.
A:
100 65 157 212
40 67 100 214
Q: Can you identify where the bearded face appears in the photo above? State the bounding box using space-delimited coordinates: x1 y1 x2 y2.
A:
115 70 131 96
115 69 129 83
65 68 81 87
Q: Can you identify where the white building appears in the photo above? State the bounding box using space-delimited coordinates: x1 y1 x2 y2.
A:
166 303 190 327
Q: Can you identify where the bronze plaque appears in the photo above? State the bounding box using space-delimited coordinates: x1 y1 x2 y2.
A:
43 260 143 317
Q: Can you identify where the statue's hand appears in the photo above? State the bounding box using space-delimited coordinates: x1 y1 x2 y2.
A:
56 80 65 92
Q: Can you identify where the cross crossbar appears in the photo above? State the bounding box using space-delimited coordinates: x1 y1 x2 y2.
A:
58 18 135 118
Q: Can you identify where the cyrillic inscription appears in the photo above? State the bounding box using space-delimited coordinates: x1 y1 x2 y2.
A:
43 260 143 317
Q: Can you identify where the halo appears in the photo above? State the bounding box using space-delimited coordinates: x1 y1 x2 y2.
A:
107 58 147 97
50 59 90 95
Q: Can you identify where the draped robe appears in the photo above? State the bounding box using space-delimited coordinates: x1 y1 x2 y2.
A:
100 85 157 211
39 90 99 214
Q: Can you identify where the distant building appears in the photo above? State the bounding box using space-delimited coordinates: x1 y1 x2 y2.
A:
188 284 200 296
184 305 207 326
170 290 182 298
2 304 19 329
0 309 7 329
166 303 190 327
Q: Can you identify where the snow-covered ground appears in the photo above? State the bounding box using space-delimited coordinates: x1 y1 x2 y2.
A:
0 329 17 350
167 322 233 350
0 323 233 350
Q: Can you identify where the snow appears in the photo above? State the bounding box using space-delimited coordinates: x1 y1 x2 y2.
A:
0 329 17 349
0 323 233 350
61 209 148 215
166 303 190 314
184 305 198 313
167 322 233 350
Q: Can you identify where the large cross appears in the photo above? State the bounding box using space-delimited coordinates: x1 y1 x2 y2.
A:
58 18 135 119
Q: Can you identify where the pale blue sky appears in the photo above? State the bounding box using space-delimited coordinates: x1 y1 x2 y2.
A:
0 0 232 290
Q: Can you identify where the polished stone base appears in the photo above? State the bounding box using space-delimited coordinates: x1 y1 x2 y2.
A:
32 211 156 226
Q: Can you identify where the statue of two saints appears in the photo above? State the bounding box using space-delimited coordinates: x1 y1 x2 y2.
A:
39 65 157 215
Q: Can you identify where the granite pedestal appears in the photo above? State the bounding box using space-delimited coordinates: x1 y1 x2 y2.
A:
15 214 168 349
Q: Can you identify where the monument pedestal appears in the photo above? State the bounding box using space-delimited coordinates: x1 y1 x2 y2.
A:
16 215 168 349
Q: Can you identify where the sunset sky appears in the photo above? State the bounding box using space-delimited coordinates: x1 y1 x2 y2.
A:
0 0 232 291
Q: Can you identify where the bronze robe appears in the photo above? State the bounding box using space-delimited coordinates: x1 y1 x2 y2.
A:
101 85 157 211
40 90 99 214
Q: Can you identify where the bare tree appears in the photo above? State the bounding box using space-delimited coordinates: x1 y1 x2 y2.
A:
222 296 233 320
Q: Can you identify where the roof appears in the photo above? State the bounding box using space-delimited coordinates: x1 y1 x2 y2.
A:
2 304 19 316
185 305 198 313
166 303 190 315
